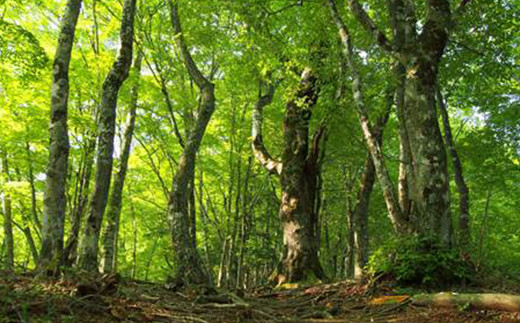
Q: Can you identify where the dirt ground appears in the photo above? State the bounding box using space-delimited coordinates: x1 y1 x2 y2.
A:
1 271 519 323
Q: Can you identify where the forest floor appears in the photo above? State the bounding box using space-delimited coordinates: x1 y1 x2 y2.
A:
1 271 520 323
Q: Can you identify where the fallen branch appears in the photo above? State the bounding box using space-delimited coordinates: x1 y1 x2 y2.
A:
411 293 520 312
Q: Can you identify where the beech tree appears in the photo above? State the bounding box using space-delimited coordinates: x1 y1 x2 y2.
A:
252 69 327 283
78 0 137 271
166 0 214 286
38 0 82 273
101 51 143 273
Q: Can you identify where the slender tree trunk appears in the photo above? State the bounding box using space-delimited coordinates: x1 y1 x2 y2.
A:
1 152 14 269
343 170 355 279
351 94 392 280
25 142 42 236
236 157 252 289
63 137 95 266
102 51 143 273
167 0 214 286
329 0 410 235
13 221 38 265
477 190 492 270
39 0 82 274
437 88 470 249
78 0 136 271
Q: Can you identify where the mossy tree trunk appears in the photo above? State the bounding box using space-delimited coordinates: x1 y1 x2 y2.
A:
78 0 136 271
102 51 143 273
252 70 327 283
166 0 214 286
38 0 82 274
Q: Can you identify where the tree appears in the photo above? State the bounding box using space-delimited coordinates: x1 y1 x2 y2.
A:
38 0 83 274
1 151 14 269
78 0 137 271
252 69 327 283
166 0 214 286
102 51 143 273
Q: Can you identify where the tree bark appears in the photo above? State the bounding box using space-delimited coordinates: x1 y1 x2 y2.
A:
63 136 95 266
437 88 470 248
280 70 325 283
102 51 143 273
348 94 392 280
39 0 82 274
411 293 520 313
78 0 136 271
25 141 42 236
329 0 410 235
251 69 326 283
166 0 213 286
332 0 455 244
1 152 14 269
251 81 282 175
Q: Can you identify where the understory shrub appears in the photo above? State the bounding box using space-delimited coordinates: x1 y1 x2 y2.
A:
367 235 473 287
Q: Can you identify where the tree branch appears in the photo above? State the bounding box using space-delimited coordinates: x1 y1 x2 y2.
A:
346 0 396 53
251 80 282 176
168 0 211 90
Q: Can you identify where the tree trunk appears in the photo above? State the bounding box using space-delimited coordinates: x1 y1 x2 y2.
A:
236 157 253 289
102 51 143 273
1 152 14 269
25 142 42 236
279 68 325 283
351 94 392 280
332 0 454 244
411 293 520 313
438 88 470 249
251 69 326 283
63 136 95 266
13 221 38 265
78 0 136 271
39 0 82 274
167 0 214 286
329 0 410 235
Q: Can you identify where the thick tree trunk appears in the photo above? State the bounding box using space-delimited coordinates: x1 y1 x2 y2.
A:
279 68 325 283
39 0 82 274
1 152 14 269
251 69 326 283
333 0 454 245
78 0 136 271
167 0 213 286
438 88 470 248
102 51 143 273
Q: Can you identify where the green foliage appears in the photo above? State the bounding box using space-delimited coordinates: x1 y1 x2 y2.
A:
367 235 473 287
0 19 49 79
